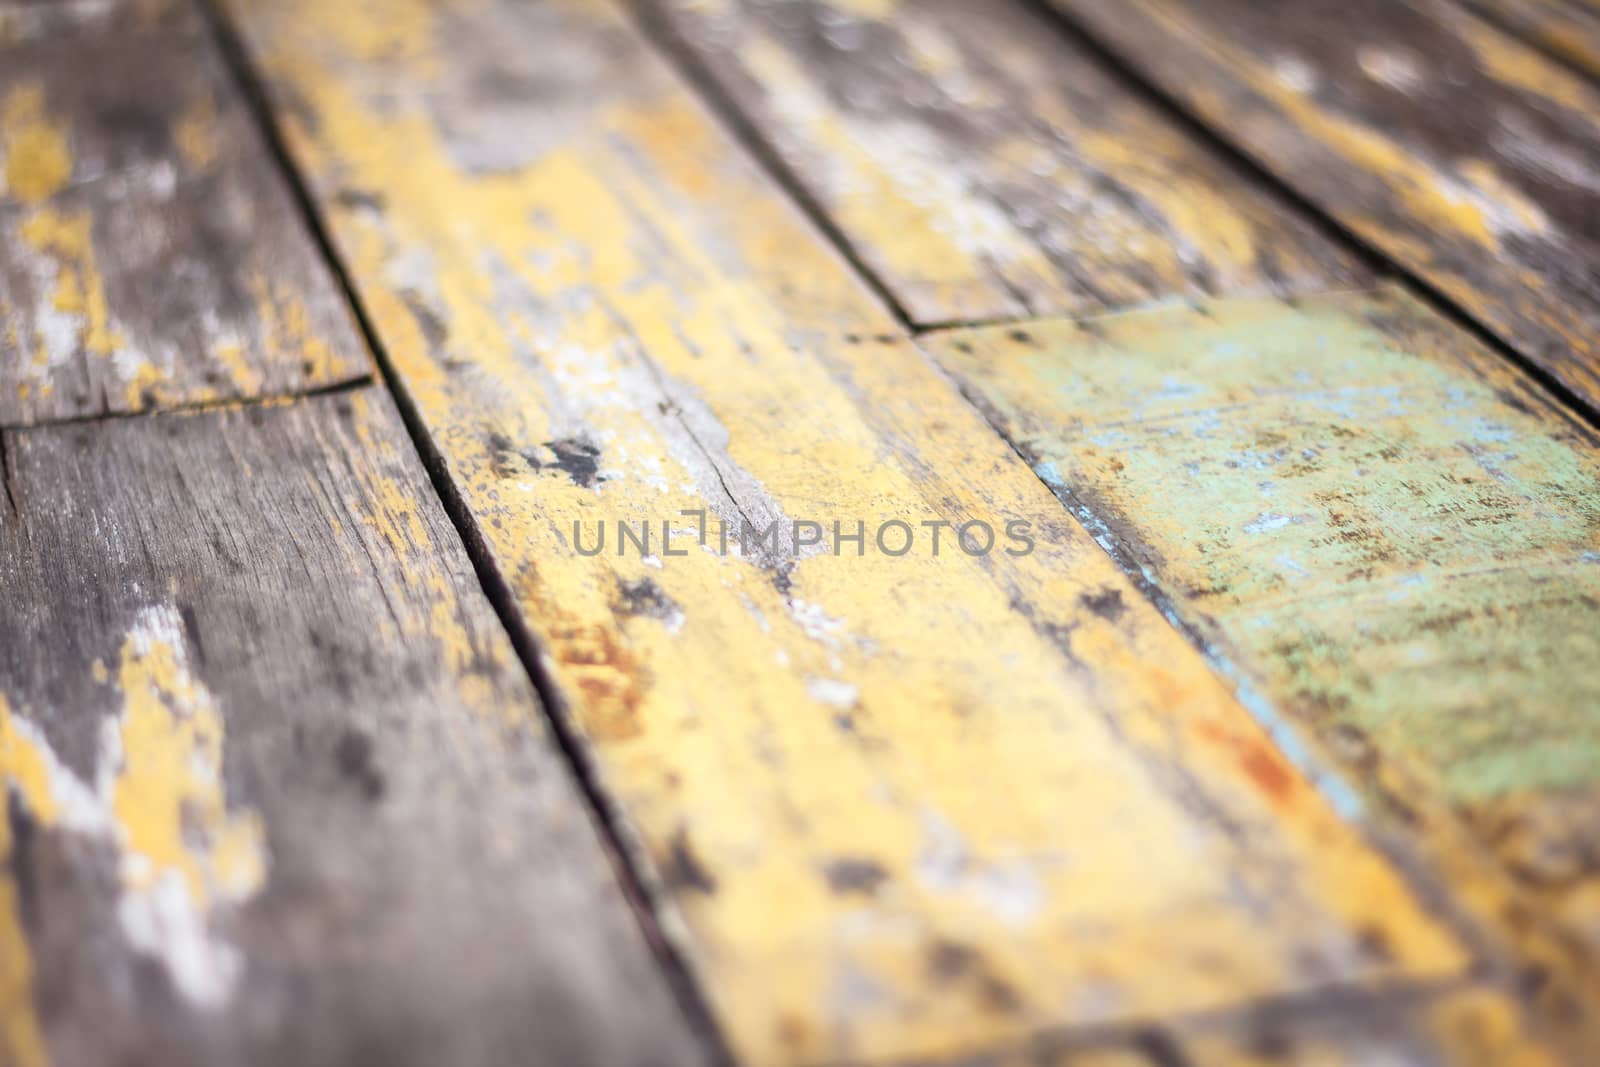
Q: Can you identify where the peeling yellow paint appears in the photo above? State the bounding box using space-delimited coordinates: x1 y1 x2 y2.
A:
1219 53 1546 252
664 0 1356 323
234 2 1474 1061
737 32 1040 321
1458 13 1594 115
293 0 442 70
0 696 54 1067
173 92 219 172
1075 130 1258 267
0 608 268 1021
2 18 370 424
1464 0 1600 82
248 274 337 387
338 390 520 716
110 611 266 905
1171 989 1564 1067
20 207 125 357
212 341 262 397
2 85 71 205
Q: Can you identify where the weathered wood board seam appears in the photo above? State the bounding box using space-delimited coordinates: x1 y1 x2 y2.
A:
193 2 738 1061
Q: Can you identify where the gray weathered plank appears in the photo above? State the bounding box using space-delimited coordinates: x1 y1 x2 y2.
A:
0 0 369 426
0 389 705 1067
0 0 178 38
647 0 1366 325
1046 0 1600 418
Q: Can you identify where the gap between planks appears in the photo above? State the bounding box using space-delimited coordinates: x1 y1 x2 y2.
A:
0 375 374 434
623 0 920 333
192 2 739 1065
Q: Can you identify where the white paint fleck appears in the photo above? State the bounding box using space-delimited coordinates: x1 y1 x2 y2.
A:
1272 54 1318 94
914 812 1045 924
805 677 859 709
117 872 241 1010
1357 45 1424 91
1242 512 1309 535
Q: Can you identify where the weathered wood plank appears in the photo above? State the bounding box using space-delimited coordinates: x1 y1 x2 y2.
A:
926 286 1600 1054
226 1 1477 1062
1463 0 1600 79
0 0 369 426
0 390 705 1067
647 0 1366 325
1046 0 1600 417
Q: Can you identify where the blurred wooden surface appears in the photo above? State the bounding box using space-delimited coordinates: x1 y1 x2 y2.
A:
1 0 1598 1064
1043 0 1600 419
0 0 368 425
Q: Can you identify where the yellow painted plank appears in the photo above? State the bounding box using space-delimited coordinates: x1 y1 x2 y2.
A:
0 0 368 425
650 0 1365 325
926 286 1600 1057
226 1 1475 1062
1464 0 1600 79
1047 0 1600 418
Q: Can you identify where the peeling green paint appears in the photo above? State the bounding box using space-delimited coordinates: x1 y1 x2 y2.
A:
931 286 1600 803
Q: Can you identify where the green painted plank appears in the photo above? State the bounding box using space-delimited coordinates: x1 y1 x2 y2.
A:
926 286 1600 1051
933 287 1600 804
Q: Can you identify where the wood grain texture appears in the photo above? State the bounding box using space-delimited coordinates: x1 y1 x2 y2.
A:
1046 0 1600 417
0 0 368 426
647 0 1366 326
1464 0 1600 79
225 1 1478 1062
927 285 1600 1056
0 390 704 1067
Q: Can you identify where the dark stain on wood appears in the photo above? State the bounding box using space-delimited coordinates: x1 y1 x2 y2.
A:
821 856 888 896
543 435 605 488
662 828 717 896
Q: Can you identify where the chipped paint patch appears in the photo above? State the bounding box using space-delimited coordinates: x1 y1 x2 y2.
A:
0 696 55 1067
1 22 369 424
0 607 267 1017
105 606 266 1006
1 84 71 205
